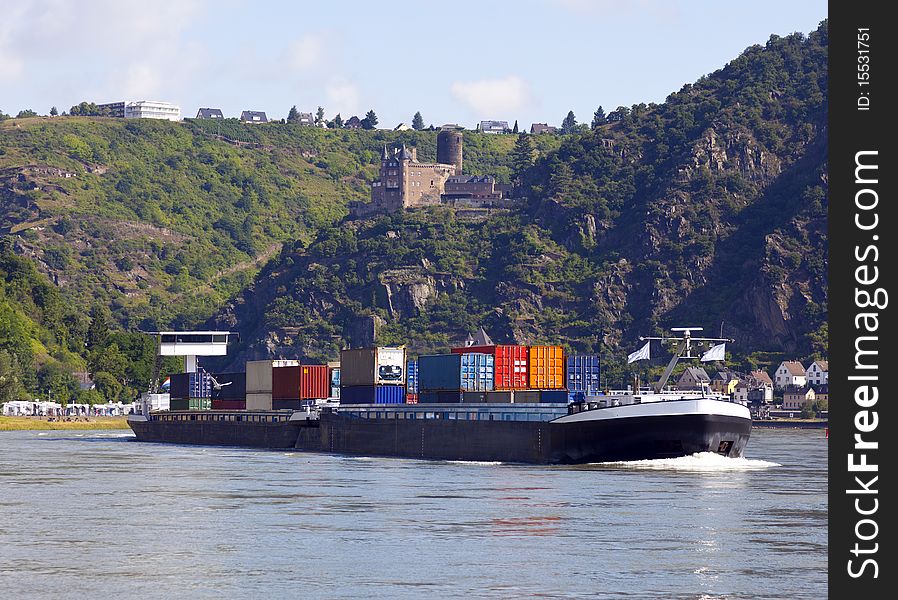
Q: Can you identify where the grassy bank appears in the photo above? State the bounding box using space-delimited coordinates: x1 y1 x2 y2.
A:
0 416 130 431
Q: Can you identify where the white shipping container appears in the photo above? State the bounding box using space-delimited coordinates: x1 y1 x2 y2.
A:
340 347 407 386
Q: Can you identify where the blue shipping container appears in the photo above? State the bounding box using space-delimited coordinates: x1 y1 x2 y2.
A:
419 353 494 392
339 385 405 405
406 360 418 394
540 390 569 403
419 390 463 404
567 355 601 394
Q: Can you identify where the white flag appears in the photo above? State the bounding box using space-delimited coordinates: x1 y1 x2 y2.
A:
700 343 726 362
627 341 651 363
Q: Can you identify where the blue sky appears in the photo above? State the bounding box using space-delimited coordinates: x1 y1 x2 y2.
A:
2 0 827 127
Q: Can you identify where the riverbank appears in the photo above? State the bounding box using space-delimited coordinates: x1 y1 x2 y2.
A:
0 416 130 431
752 418 827 429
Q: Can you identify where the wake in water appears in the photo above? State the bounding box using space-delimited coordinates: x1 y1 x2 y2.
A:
599 452 780 471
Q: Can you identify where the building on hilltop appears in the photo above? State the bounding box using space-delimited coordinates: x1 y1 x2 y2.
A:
196 108 224 119
240 110 268 124
345 116 363 129
369 144 457 212
480 120 509 134
295 112 315 126
437 127 463 174
98 100 181 121
530 122 558 134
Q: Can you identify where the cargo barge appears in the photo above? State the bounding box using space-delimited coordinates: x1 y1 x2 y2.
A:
127 328 752 464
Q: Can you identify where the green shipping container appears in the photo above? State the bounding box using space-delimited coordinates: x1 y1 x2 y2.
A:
169 397 212 411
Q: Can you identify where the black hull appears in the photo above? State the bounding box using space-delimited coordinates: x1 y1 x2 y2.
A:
128 416 314 449
129 409 750 464
314 411 751 464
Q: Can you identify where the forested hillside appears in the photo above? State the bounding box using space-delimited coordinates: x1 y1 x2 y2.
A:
1 22 827 396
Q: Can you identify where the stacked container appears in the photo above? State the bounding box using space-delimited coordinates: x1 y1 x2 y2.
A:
406 360 418 394
328 362 341 400
566 354 601 402
528 345 565 389
451 345 529 389
210 372 247 410
419 353 494 393
299 365 330 400
339 347 407 405
246 359 300 410
169 371 212 411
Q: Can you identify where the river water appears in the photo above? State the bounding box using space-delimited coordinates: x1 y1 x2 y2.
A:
0 428 826 599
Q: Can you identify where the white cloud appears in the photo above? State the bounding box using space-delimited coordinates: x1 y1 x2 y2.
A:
285 33 326 72
450 75 532 117
325 79 361 117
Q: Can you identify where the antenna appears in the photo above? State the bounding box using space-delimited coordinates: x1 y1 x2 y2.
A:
639 326 734 392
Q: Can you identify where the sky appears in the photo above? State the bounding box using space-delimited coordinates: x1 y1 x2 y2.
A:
1 0 827 127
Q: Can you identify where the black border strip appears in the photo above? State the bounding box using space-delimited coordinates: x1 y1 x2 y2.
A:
829 2 894 596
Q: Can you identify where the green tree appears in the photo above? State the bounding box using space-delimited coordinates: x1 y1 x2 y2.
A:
50 106 59 116
93 371 123 403
16 109 38 118
37 363 78 406
315 106 325 125
91 343 129 383
512 120 519 133
362 110 378 129
0 109 9 121
0 350 24 403
333 113 343 128
591 106 606 129
799 402 815 419
412 111 424 130
561 111 578 134
511 133 535 182
287 105 299 122
87 304 111 354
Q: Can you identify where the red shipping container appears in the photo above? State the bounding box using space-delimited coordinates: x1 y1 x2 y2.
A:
272 365 301 400
211 399 246 410
451 345 528 389
406 393 418 404
300 365 330 399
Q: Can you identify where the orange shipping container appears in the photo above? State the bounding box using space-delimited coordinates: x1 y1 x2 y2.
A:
528 346 565 389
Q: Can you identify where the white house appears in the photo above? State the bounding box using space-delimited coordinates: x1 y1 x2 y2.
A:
774 361 806 390
124 100 181 121
676 366 711 391
806 360 828 386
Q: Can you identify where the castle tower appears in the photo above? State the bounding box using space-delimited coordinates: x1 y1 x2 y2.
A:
437 129 463 175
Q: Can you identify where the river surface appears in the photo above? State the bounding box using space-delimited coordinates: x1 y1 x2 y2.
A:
0 428 826 599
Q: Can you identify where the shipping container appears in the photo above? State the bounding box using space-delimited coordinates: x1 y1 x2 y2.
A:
450 345 528 389
513 390 542 404
406 360 418 394
419 353 495 392
528 346 565 389
339 384 406 405
210 372 246 400
272 365 301 400
340 347 407 386
272 399 303 410
418 390 463 404
169 397 211 411
211 399 246 410
406 393 418 404
299 365 330 399
462 391 487 403
330 366 341 399
246 360 300 394
485 391 514 403
169 372 212 400
539 390 569 403
566 354 601 395
246 392 272 411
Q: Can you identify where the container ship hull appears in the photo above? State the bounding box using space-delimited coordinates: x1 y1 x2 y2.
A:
130 399 750 464
128 411 319 449
313 400 750 464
